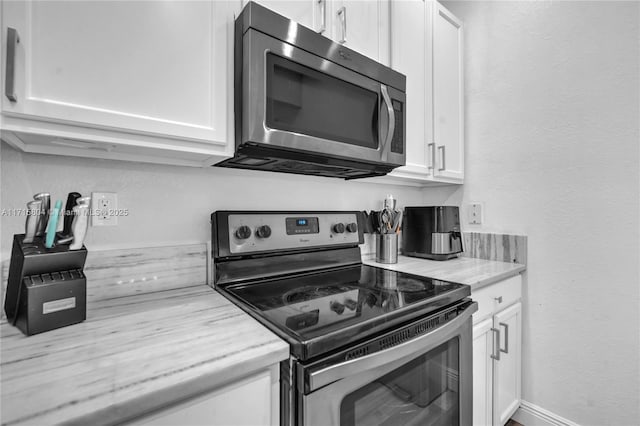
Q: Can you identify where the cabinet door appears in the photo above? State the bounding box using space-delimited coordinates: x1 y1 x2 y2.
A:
132 368 279 426
493 302 522 425
432 1 464 181
389 0 432 176
332 0 390 64
473 318 494 426
246 0 325 34
1 0 230 146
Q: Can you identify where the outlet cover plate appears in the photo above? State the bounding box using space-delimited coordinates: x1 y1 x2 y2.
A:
91 192 118 227
468 202 483 224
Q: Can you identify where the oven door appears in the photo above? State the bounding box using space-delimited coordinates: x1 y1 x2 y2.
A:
242 28 405 166
301 302 476 426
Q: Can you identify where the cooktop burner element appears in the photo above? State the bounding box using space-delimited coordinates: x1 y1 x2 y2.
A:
220 264 468 360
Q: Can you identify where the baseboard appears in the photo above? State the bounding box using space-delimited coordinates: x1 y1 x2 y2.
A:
512 400 580 426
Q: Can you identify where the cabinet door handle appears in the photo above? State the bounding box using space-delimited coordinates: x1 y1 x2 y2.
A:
438 145 446 171
5 27 20 102
318 0 326 34
490 327 501 361
337 6 347 44
499 322 509 354
427 143 435 170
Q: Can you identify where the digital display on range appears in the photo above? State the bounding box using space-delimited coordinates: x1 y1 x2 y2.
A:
286 217 319 235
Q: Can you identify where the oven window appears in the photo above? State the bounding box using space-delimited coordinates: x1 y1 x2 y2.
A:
266 53 379 149
340 339 460 426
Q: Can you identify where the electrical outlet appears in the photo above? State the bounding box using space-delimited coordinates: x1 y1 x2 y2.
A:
468 203 483 224
91 192 118 227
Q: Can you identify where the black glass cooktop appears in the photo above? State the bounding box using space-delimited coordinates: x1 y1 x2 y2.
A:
219 264 470 361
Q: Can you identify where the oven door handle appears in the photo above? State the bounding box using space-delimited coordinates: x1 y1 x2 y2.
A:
380 84 395 162
307 301 478 392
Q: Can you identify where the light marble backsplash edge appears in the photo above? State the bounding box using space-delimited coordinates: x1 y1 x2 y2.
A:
363 231 527 265
1 232 525 319
1 243 208 317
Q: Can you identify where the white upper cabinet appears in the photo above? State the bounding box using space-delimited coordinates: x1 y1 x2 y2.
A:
381 0 464 186
251 0 389 64
388 0 433 178
331 0 390 64
433 1 464 181
1 0 235 166
245 0 325 33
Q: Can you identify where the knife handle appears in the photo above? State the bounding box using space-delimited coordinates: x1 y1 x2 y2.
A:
23 200 42 244
33 193 50 237
69 205 89 250
76 196 91 206
45 200 62 249
62 192 82 235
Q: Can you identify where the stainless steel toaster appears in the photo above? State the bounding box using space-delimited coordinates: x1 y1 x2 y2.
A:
402 206 464 260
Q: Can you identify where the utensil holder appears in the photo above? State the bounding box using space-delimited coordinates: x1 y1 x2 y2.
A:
375 233 398 264
4 234 88 336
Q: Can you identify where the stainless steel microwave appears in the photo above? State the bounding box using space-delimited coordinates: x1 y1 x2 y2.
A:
216 2 407 179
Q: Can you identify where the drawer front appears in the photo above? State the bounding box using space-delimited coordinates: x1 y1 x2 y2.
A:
472 275 522 323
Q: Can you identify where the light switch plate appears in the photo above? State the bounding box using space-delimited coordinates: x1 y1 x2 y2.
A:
468 203 483 224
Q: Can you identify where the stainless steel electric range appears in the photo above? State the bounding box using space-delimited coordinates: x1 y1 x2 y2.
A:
211 211 477 426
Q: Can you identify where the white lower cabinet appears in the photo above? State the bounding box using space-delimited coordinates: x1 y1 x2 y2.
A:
472 275 522 426
130 366 280 426
473 317 494 426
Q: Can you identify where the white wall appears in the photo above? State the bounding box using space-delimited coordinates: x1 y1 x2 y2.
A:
0 143 458 258
442 1 640 424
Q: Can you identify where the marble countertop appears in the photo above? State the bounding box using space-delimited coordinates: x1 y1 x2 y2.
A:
363 255 526 290
0 285 289 426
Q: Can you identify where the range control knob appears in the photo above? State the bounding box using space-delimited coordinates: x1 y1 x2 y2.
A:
256 225 272 239
330 301 345 315
333 223 345 233
235 225 252 240
346 223 358 233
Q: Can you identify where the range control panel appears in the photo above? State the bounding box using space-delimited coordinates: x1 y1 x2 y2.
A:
224 212 361 255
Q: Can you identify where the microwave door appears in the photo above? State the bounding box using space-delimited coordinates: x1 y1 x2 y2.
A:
243 29 386 163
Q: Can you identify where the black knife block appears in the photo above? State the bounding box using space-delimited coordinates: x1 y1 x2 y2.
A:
4 234 88 336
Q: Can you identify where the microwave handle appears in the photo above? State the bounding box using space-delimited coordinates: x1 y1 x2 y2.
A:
306 301 477 392
380 85 395 162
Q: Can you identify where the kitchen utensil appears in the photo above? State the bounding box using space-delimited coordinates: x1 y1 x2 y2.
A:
33 193 50 237
384 194 396 210
380 208 396 234
23 200 42 244
62 192 82 236
360 211 374 234
370 210 380 234
56 208 65 232
69 204 89 250
45 200 63 248
392 210 403 233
